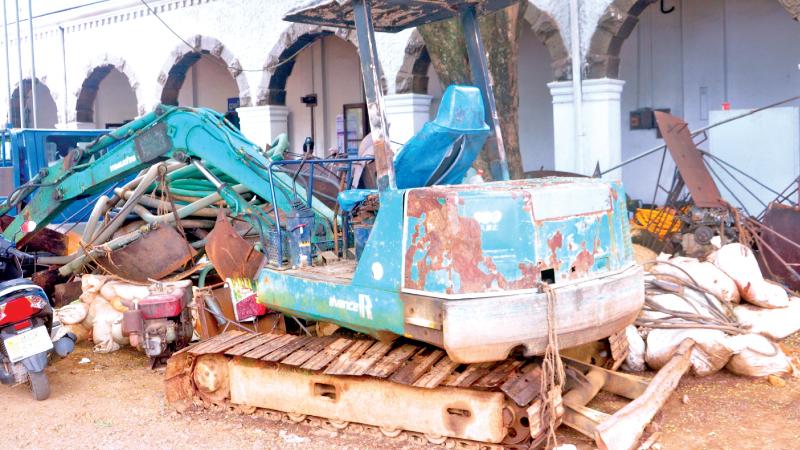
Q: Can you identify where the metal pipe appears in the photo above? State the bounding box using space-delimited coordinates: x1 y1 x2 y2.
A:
459 4 508 181
13 0 23 128
82 194 109 243
59 26 66 126
569 0 584 174
352 0 395 191
2 0 11 128
25 0 34 127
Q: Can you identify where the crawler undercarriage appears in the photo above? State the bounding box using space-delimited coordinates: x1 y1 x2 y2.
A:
165 329 690 449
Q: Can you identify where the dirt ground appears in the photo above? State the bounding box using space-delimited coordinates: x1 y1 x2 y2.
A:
3 335 800 450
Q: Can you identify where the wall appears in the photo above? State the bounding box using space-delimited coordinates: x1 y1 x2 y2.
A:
285 35 363 155
93 68 137 127
518 25 556 172
618 0 800 202
176 54 238 112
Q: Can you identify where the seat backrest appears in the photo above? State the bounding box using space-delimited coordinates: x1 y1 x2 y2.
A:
394 85 490 189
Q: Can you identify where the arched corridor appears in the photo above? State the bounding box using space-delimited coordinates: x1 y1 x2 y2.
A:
10 79 58 129
76 65 138 128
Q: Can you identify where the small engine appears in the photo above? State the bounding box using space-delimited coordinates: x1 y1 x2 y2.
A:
121 283 193 365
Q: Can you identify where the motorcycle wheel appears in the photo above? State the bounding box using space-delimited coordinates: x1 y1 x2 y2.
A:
28 371 50 401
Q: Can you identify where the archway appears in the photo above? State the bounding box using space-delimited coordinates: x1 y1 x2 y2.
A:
158 35 249 112
10 78 58 128
260 24 368 155
76 65 138 128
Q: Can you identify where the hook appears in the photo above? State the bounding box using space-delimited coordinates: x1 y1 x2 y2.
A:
660 0 675 14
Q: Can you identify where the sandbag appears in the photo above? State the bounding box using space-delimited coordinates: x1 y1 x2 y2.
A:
734 298 800 341
640 293 701 322
56 302 88 325
652 257 739 304
726 333 794 377
92 301 123 353
100 281 150 312
712 243 788 308
622 325 646 372
646 328 732 376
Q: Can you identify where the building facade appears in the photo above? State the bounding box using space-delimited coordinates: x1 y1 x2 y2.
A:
2 0 799 203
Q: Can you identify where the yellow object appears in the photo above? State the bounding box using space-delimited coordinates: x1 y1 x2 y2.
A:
633 208 682 239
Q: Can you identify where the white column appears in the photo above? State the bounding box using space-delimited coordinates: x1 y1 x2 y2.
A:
582 78 624 181
547 81 578 174
236 105 289 148
383 93 433 147
547 78 625 180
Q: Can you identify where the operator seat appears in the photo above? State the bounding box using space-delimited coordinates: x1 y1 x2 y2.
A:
337 85 490 211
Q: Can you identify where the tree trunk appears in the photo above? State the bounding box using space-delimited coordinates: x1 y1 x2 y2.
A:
418 1 527 180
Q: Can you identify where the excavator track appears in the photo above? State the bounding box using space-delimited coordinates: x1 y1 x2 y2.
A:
165 330 570 448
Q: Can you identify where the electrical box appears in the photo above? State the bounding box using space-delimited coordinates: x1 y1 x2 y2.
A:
629 107 670 130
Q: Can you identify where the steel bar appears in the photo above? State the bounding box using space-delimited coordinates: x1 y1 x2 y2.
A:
603 95 800 175
13 0 23 127
460 4 509 181
25 0 34 127
352 0 395 191
2 0 11 127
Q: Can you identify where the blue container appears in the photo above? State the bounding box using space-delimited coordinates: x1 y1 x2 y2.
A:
287 205 315 267
353 223 373 261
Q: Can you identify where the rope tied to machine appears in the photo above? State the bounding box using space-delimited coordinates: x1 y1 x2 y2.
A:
538 282 565 448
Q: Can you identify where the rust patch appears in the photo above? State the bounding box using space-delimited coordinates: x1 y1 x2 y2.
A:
404 189 536 293
442 401 474 436
547 230 563 270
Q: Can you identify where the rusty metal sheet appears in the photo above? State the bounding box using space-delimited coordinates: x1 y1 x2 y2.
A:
206 211 263 280
761 203 800 290
654 111 724 208
97 224 196 282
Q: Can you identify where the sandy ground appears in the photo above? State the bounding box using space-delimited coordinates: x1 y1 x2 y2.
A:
2 335 800 450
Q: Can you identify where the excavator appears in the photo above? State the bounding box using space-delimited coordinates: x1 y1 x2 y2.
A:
0 1 696 448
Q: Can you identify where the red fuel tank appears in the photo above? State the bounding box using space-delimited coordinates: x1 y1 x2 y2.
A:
139 289 186 319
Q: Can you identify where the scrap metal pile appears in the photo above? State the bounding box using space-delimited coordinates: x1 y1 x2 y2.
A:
616 108 800 383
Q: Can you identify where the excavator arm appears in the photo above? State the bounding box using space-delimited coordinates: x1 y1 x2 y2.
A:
0 105 335 244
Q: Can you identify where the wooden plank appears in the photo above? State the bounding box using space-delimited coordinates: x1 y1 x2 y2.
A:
301 338 354 371
413 356 460 389
444 362 497 388
324 340 374 375
334 341 393 376
500 363 542 407
263 335 315 362
202 332 260 354
188 331 245 355
243 334 297 359
225 333 282 356
365 344 419 378
473 359 525 389
281 336 336 367
389 349 445 385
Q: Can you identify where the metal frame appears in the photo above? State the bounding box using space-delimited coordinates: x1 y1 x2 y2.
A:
265 156 375 268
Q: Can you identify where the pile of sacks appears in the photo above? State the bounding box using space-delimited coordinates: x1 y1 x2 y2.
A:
626 242 800 378
54 274 190 353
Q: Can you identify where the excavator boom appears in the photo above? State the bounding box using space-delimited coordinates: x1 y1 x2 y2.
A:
1 105 335 245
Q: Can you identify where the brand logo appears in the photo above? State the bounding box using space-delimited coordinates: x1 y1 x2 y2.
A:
328 294 373 320
110 155 137 172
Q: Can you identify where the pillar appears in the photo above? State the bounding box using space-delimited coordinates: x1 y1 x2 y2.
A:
236 105 289 149
383 93 433 147
548 78 625 180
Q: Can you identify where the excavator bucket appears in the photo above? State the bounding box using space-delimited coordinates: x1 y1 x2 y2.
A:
205 211 263 280
96 224 196 282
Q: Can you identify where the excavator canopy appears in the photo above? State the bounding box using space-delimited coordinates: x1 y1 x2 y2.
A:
283 0 517 32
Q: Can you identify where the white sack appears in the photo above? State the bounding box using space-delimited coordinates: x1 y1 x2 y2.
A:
622 325 646 372
726 333 794 377
712 243 788 308
646 328 731 376
734 298 800 341
652 257 739 304
92 301 123 353
56 302 88 325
